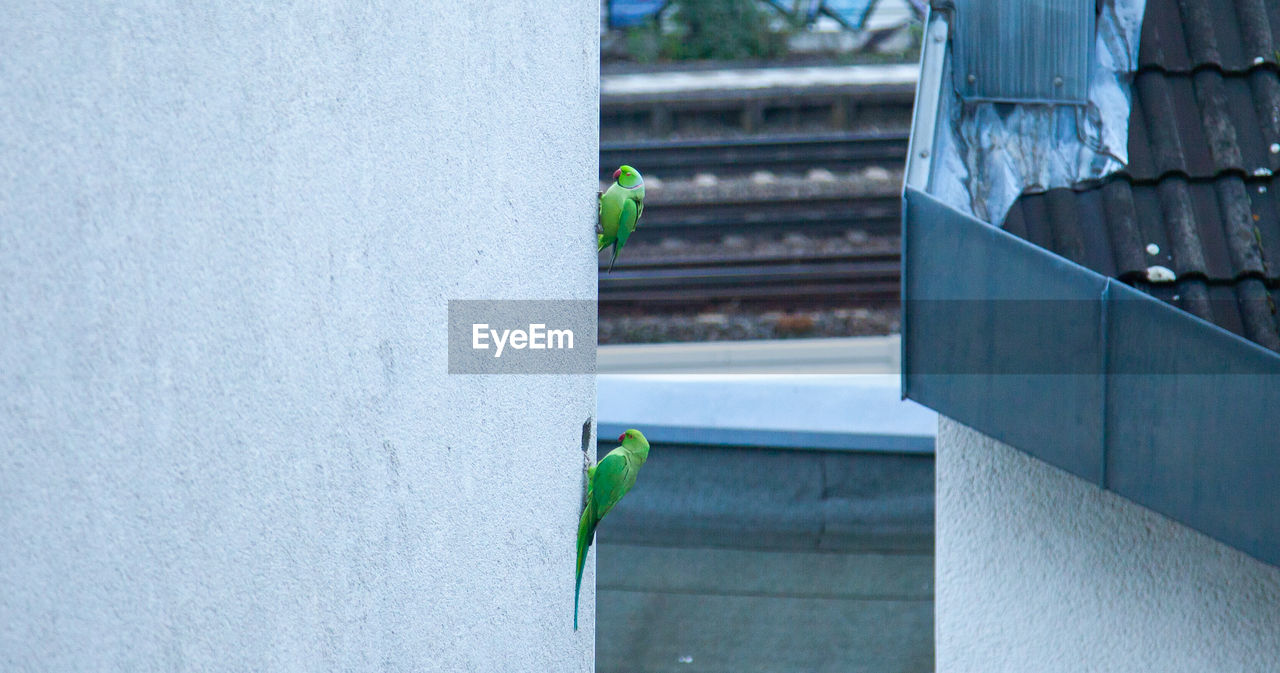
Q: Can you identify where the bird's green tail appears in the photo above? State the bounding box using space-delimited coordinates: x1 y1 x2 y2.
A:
608 220 633 273
574 504 597 631
607 243 620 273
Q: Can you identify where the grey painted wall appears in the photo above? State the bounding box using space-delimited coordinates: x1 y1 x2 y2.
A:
0 3 597 671
937 417 1280 672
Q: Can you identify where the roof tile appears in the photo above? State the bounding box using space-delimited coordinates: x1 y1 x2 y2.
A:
1099 180 1148 275
1126 69 1280 180
1134 278 1279 349
1192 69 1245 169
1236 276 1280 349
1002 0 1280 353
1156 177 1212 277
1247 69 1280 171
1011 177 1280 283
1138 0 1280 73
1213 176 1268 276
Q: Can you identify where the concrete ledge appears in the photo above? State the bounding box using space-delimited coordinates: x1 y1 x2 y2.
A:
602 63 920 97
598 335 902 374
596 438 934 552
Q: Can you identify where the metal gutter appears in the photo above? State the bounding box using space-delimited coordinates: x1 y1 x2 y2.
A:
901 8 949 402
902 186 1280 568
903 10 948 193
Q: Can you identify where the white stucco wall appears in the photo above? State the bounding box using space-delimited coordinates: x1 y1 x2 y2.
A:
0 3 596 671
937 417 1280 672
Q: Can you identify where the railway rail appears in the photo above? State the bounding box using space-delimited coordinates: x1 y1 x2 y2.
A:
599 249 900 309
638 192 901 240
595 112 908 313
600 132 908 181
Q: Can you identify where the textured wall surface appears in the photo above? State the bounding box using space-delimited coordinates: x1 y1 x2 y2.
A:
937 417 1280 672
0 3 597 671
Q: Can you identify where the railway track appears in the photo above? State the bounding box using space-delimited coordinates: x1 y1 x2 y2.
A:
599 132 908 181
594 69 912 318
640 192 901 240
599 249 900 309
596 131 906 312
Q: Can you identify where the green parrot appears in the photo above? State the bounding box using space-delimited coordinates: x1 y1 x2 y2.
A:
574 428 651 631
598 165 645 272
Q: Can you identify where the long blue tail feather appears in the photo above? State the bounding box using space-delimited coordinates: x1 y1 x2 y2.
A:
574 505 597 631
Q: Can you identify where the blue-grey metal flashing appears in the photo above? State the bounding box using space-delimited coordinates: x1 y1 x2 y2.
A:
950 0 1094 104
902 187 1280 568
597 422 935 455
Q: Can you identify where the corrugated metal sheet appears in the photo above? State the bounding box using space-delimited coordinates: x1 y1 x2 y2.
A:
951 0 1095 104
925 0 1142 223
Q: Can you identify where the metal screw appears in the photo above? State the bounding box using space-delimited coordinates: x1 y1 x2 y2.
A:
919 150 930 158
1053 76 1064 87
966 73 976 84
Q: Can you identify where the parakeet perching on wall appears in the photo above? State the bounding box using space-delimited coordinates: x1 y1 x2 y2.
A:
598 165 645 272
574 428 650 631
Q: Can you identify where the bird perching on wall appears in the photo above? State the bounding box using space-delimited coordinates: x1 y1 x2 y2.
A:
574 428 650 631
598 165 645 272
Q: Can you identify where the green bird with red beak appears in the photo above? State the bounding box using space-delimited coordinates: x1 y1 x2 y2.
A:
598 165 645 272
574 428 650 630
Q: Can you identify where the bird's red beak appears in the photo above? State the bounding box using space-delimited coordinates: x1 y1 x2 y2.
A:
618 433 627 442
613 168 621 180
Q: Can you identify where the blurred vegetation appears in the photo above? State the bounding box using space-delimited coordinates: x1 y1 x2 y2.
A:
624 0 790 63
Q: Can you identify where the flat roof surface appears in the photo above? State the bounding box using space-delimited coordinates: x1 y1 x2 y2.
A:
597 373 936 449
